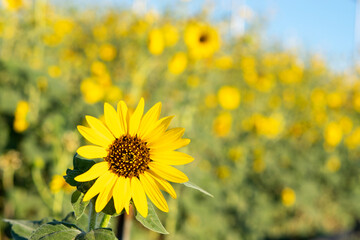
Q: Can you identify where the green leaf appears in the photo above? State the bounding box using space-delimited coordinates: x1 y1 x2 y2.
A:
75 228 117 240
183 181 214 198
4 218 50 240
135 201 168 234
62 212 88 232
64 154 96 192
73 154 97 170
29 221 83 240
71 190 90 219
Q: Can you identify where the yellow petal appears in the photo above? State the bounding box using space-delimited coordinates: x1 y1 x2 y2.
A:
83 171 113 202
77 145 108 159
137 102 162 138
151 173 177 199
147 128 185 148
131 177 148 217
150 138 191 152
117 101 128 135
142 116 174 143
129 98 145 136
75 161 109 182
140 172 168 212
95 174 117 212
104 103 123 138
113 176 126 214
77 126 112 147
86 115 115 141
150 151 194 165
148 162 189 183
124 178 132 214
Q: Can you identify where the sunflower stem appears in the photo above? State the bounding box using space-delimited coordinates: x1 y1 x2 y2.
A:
88 199 97 231
99 214 112 228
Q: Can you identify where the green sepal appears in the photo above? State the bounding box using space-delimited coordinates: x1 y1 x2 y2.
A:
64 153 96 192
4 218 51 240
29 221 83 240
134 201 169 234
101 198 119 216
183 181 214 198
75 228 117 240
71 190 90 219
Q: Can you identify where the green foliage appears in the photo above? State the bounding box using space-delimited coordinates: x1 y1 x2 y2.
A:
75 229 117 240
4 218 51 240
71 191 90 220
183 181 213 198
29 221 82 240
64 154 95 191
135 201 169 234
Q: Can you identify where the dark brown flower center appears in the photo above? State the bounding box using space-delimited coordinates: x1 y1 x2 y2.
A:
104 135 150 178
199 33 209 43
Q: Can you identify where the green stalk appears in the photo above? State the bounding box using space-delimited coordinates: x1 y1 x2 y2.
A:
99 214 112 228
88 199 97 231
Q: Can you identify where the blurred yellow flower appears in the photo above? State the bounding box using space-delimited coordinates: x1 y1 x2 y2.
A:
80 78 105 104
325 156 341 172
324 122 343 147
104 85 122 103
216 165 230 180
3 0 23 11
162 24 179 47
13 101 29 132
228 146 244 162
54 19 74 36
339 116 353 134
241 56 256 71
91 61 108 76
50 175 75 193
168 52 187 75
215 56 233 70
48 65 62 78
327 92 343 108
218 86 241 110
281 187 296 207
99 43 117 62
184 22 220 59
352 92 360 112
255 74 275 92
279 63 303 84
311 88 326 109
148 28 164 55
213 112 232 137
345 127 360 149
254 114 284 139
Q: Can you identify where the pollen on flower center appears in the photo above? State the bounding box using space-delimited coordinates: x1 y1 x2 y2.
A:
105 134 150 178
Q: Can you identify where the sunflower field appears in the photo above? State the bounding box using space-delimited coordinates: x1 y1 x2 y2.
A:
1 1 360 240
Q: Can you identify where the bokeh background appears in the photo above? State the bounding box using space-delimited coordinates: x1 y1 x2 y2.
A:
1 0 360 239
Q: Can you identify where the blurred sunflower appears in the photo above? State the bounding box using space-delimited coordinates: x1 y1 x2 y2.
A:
184 22 220 59
75 98 193 217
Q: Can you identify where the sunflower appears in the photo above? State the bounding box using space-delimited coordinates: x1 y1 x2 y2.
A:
184 22 220 59
74 98 193 217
